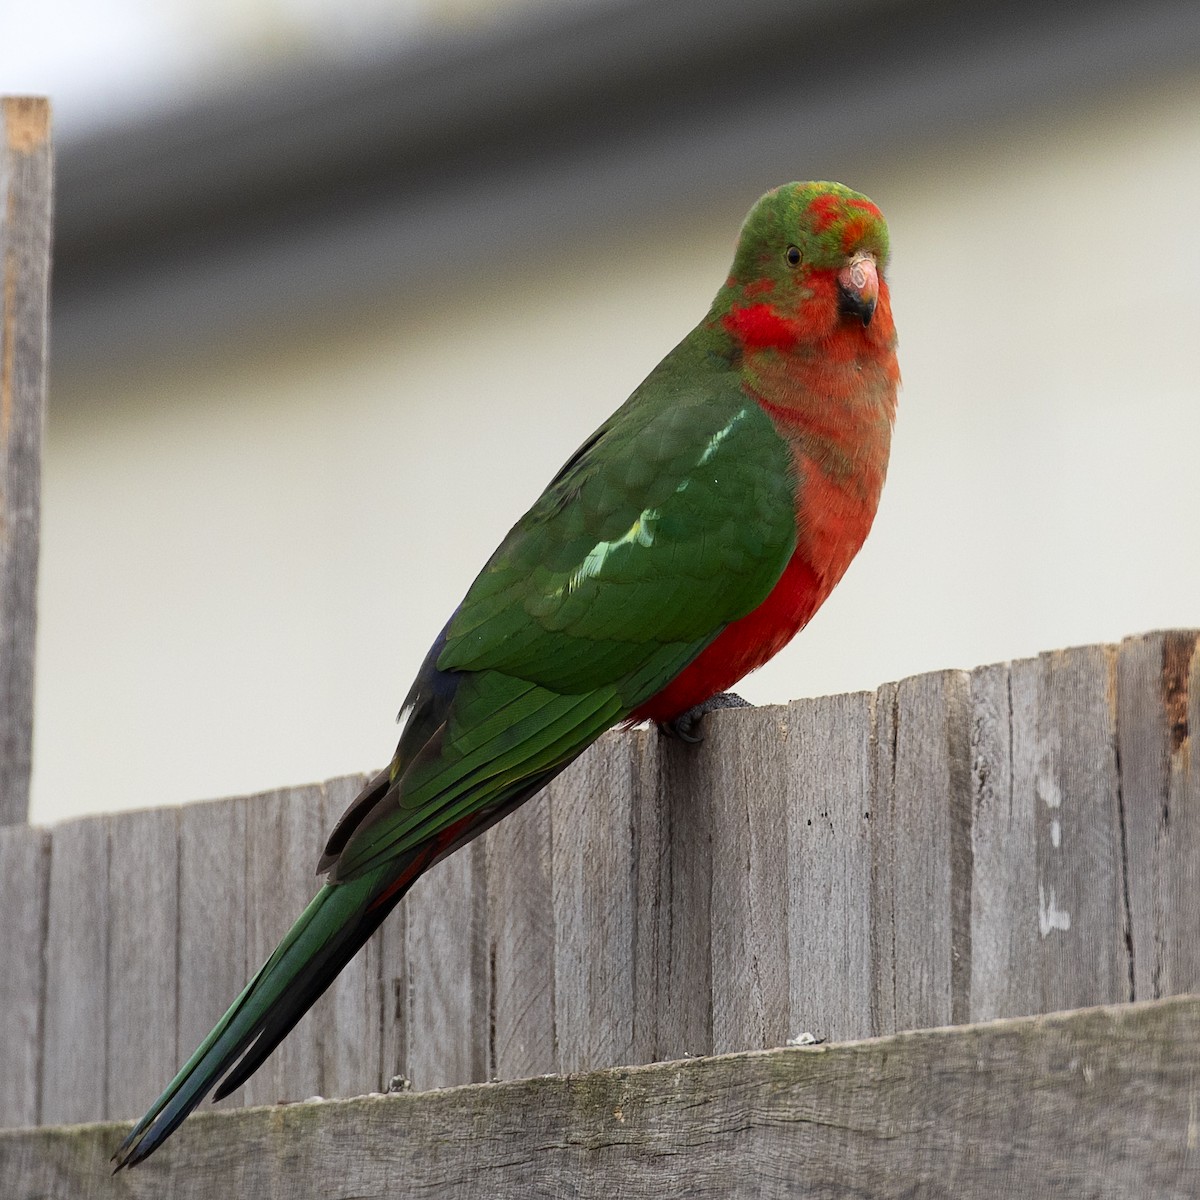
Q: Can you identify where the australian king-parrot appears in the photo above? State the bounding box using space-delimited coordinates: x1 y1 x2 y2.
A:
114 180 899 1167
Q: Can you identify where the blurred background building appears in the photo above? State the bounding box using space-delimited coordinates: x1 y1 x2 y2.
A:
5 0 1200 821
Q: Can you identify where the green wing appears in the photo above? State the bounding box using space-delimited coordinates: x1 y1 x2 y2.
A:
329 370 796 881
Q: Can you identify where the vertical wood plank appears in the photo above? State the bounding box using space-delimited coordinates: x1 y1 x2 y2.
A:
485 797 556 1081
869 680 899 1036
967 660 1039 1021
397 837 489 1090
40 814 110 1124
784 691 876 1044
316 773 383 1099
550 731 639 1073
628 726 663 1068
106 807 180 1120
1011 645 1130 1013
1117 631 1200 1000
873 670 972 1034
0 824 48 1126
0 98 51 827
377 881 409 1093
242 784 327 1107
178 794 248 1110
708 704 790 1055
634 727 714 1063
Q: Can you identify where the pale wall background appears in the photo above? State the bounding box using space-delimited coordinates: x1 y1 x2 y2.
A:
9 3 1200 821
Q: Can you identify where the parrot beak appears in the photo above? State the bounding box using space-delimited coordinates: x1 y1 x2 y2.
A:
837 252 879 326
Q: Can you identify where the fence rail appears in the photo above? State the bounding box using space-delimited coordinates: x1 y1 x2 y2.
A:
5 995 1198 1199
2 629 1196 1133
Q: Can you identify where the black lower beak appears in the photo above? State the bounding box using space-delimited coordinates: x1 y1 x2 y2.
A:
837 283 876 327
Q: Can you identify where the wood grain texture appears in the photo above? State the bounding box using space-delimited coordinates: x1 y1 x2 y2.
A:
707 704 789 1055
0 97 52 826
8 996 1198 1199
872 670 972 1034
967 660 1039 1020
106 807 179 1121
40 814 110 1125
1011 645 1131 1013
241 784 327 1106
637 726 714 1062
0 824 48 1127
177 794 248 1110
785 691 876 1043
375 858 409 1093
397 835 489 1090
550 730 642 1073
484 795 556 1081
177 792 248 1108
316 773 382 1098
1117 631 1200 1000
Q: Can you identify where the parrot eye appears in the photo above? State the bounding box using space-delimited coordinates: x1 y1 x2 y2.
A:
784 245 802 267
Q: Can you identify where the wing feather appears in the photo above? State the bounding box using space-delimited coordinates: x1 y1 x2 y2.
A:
327 369 796 881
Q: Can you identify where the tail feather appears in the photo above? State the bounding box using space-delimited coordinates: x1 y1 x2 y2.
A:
211 892 399 1101
112 866 396 1170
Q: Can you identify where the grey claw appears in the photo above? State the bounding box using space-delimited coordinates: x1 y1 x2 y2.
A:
657 692 751 743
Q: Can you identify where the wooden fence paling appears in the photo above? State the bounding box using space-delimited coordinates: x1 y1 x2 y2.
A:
1024 644 1130 1012
40 814 109 1126
1118 630 1200 999
241 784 327 1109
551 731 639 1073
0 97 52 827
178 795 249 1111
485 793 555 1082
106 808 180 1121
967 658 1036 1021
785 690 874 1044
877 669 973 1033
5 996 1198 1199
3 630 1198 1133
0 825 48 1127
639 725 716 1062
709 705 789 1055
395 834 490 1091
319 774 383 1101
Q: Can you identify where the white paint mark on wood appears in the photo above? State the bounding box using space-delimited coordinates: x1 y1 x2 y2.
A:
1038 883 1072 937
1037 775 1062 808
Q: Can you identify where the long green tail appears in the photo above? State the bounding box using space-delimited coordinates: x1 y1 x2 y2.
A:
112 864 393 1169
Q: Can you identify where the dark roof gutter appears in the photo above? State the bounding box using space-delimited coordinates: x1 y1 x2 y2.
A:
52 0 1200 369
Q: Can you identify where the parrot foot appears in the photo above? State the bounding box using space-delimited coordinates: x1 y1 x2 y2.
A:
658 692 751 743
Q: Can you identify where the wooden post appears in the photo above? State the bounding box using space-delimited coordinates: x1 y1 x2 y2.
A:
0 97 52 827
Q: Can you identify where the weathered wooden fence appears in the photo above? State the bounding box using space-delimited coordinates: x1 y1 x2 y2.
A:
2 629 1197 1137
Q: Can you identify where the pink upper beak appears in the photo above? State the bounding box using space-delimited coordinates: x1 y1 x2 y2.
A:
837 252 879 326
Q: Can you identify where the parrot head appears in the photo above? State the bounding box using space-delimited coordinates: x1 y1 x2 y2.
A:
715 181 893 352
